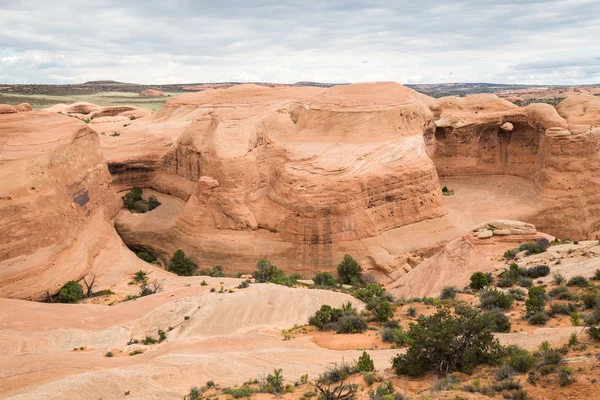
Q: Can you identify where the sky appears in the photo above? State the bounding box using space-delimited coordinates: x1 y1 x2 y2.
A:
1 0 599 85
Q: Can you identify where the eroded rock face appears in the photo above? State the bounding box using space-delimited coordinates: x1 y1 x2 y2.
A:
0 111 121 299
391 220 544 298
426 93 600 239
109 83 447 273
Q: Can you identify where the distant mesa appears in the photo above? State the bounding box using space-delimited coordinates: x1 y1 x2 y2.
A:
139 89 166 97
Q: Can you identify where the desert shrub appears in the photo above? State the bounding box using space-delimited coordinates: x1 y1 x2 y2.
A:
105 351 114 357
407 306 417 317
336 314 368 334
593 269 600 281
548 285 572 299
528 312 549 325
391 307 503 376
355 283 392 303
122 186 143 210
441 286 458 300
558 366 574 387
480 287 514 310
504 249 517 260
553 272 567 285
313 272 337 286
582 293 600 309
263 369 284 393
199 265 225 277
470 271 490 290
337 254 363 285
491 379 522 392
508 287 526 301
568 332 579 347
136 252 156 263
518 277 533 288
495 365 517 381
58 281 84 303
139 279 163 296
367 297 394 322
548 302 577 316
483 308 511 333
518 240 547 255
223 386 256 398
567 275 588 287
584 307 600 340
527 265 550 278
133 270 148 283
252 259 296 286
318 361 356 384
168 249 197 276
147 195 161 210
506 346 536 373
538 341 564 366
497 277 514 288
454 303 479 318
381 326 409 345
356 351 375 372
363 372 377 386
237 280 250 289
525 286 547 315
309 303 360 331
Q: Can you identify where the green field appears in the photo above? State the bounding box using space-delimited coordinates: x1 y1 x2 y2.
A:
0 91 179 111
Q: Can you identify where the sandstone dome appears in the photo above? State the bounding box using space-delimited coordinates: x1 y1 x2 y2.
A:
139 89 166 97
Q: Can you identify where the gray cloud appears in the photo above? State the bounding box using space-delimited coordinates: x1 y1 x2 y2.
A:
1 0 599 84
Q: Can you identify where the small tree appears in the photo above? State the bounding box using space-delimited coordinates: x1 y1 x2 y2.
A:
168 249 197 276
82 274 97 297
337 254 362 285
525 286 547 316
264 369 284 393
313 271 337 286
253 259 284 283
470 271 490 290
58 281 84 303
356 351 375 372
122 185 143 210
391 307 503 376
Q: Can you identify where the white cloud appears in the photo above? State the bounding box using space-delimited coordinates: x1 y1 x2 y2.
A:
0 0 599 84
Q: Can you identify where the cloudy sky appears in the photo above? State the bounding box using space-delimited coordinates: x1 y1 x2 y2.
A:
1 0 599 85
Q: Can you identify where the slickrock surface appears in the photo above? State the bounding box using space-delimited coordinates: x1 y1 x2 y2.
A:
0 111 124 299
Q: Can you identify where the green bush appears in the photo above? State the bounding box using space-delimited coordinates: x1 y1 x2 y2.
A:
553 272 567 285
58 281 84 303
407 306 417 317
527 265 550 278
567 275 588 287
199 265 225 277
122 186 143 210
264 369 284 393
548 302 577 316
367 297 394 322
582 293 600 309
518 277 533 288
470 271 490 290
593 269 600 281
527 312 549 325
381 326 409 345
584 307 600 340
525 286 547 315
168 249 197 276
309 303 356 331
313 272 337 286
558 366 574 387
136 252 156 263
504 249 517 260
133 270 148 283
482 308 511 333
355 283 391 303
122 186 161 213
506 346 536 373
337 254 363 285
356 351 375 372
252 259 296 286
391 307 503 376
222 386 256 398
317 361 356 384
336 314 368 334
480 287 514 310
440 286 458 300
548 285 576 300
507 287 526 301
